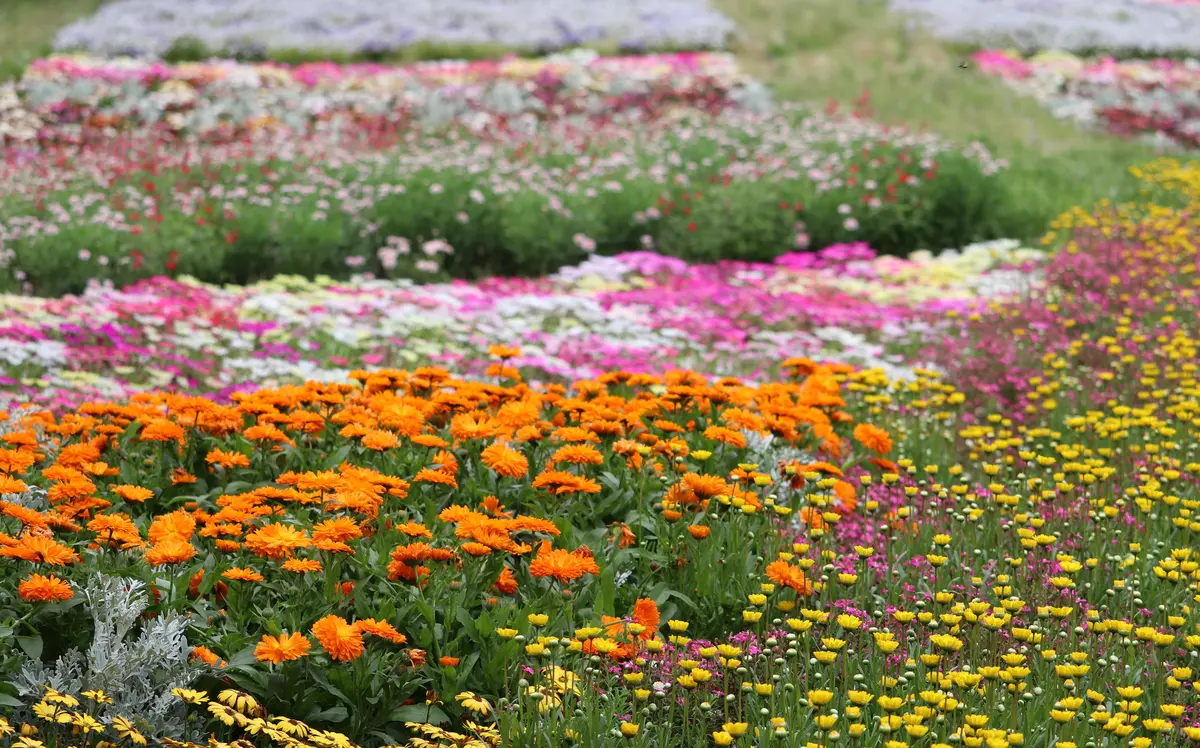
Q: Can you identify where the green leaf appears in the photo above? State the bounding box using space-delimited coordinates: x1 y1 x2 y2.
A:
225 644 260 669
306 705 349 724
475 609 493 638
322 444 354 470
0 693 23 708
15 635 42 660
388 704 449 725
596 564 615 617
454 606 477 639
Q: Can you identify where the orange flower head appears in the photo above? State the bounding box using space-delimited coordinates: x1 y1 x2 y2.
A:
853 423 893 455
18 573 73 603
254 632 311 664
311 615 365 662
481 442 529 479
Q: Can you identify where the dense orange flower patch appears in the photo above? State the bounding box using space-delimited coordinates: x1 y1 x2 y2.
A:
0 361 893 745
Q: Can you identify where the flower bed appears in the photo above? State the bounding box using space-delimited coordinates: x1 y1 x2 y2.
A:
0 101 1022 297
973 49 1200 149
0 240 1045 415
3 52 768 145
890 0 1200 54
50 0 735 59
1 192 1198 748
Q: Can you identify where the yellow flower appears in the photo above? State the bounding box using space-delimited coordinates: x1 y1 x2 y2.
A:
528 614 549 627
619 722 639 738
713 731 734 745
808 690 834 707
171 689 209 704
723 722 749 736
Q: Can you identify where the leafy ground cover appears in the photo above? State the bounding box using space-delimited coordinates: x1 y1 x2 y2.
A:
973 50 1200 149
0 76 1025 296
0 239 1044 414
0 177 1198 747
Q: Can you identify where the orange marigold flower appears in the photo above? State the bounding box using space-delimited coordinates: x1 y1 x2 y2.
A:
170 469 198 485
148 511 197 543
493 567 518 595
551 426 600 443
222 567 265 582
281 558 323 573
254 632 311 664
355 618 407 645
765 559 814 595
111 484 153 503
551 444 604 466
833 480 858 513
682 472 731 499
703 425 747 448
18 573 73 603
145 536 198 566
0 447 38 474
2 500 49 529
206 449 251 470
480 442 529 479
295 470 343 493
481 495 512 518
462 542 493 556
528 541 599 583
611 522 636 548
531 470 601 495
244 523 311 560
312 517 363 544
687 525 711 540
314 538 355 554
509 515 561 536
0 535 80 565
413 467 458 488
311 615 365 662
853 423 893 455
191 645 226 668
449 413 498 442
361 430 400 451
396 522 432 538
488 345 520 359
439 656 460 667
139 419 185 443
0 475 28 494
632 598 660 640
410 434 450 449
243 424 294 445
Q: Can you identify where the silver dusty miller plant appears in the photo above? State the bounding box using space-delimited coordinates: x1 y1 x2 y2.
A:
13 573 205 740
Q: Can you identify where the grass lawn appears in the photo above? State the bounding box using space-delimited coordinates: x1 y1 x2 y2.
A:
0 0 108 80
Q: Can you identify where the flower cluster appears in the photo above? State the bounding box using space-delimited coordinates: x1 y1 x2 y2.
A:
4 51 768 145
0 101 1012 297
0 241 1043 414
973 49 1200 149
